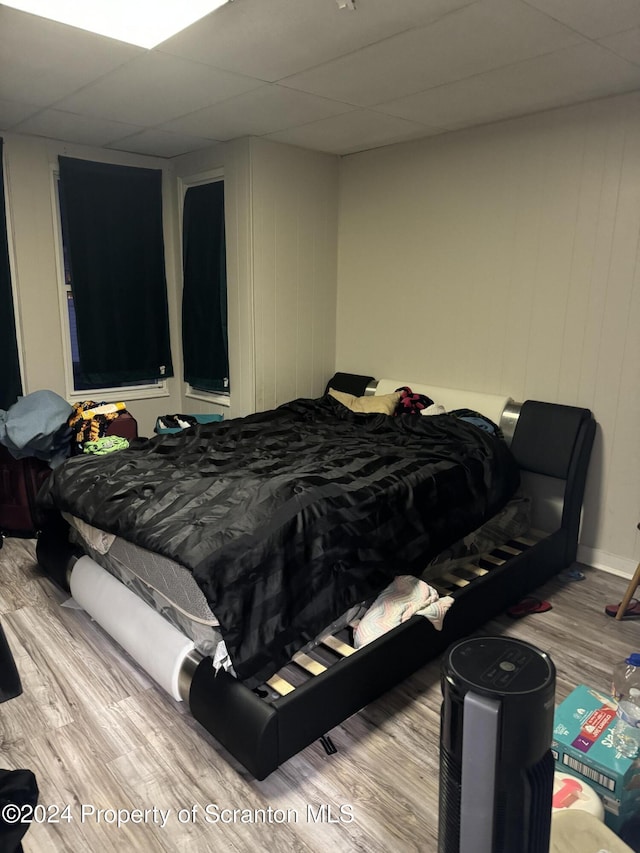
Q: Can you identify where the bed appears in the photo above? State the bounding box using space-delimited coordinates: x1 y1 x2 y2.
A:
35 372 595 779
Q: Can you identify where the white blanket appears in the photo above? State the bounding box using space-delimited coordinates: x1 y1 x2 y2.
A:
354 576 454 648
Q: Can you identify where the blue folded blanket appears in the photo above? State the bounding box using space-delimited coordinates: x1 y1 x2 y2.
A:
0 390 72 468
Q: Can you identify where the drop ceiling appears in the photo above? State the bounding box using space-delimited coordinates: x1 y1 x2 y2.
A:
1 0 639 158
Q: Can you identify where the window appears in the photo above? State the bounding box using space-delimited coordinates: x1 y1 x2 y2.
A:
180 173 229 403
58 193 161 394
55 156 174 398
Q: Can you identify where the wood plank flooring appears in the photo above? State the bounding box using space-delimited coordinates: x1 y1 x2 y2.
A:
1 537 637 852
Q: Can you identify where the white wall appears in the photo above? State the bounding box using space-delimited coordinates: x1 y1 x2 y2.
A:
336 92 640 574
250 137 338 412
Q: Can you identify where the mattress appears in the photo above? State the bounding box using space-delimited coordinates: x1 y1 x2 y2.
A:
64 492 530 681
65 513 227 662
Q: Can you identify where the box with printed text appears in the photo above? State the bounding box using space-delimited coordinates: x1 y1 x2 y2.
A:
552 684 640 834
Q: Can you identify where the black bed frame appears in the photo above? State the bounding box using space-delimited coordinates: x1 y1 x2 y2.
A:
36 377 595 780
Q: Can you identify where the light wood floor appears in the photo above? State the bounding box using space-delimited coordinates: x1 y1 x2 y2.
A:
1 537 637 852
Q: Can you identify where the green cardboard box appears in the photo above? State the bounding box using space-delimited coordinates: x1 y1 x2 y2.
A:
552 684 640 834
154 413 223 435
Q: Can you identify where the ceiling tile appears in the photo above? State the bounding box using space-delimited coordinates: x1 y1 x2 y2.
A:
11 110 144 147
106 130 219 158
0 6 141 106
3 0 639 159
523 0 640 39
159 0 477 81
161 84 355 140
599 27 640 64
265 109 437 155
0 99 41 129
54 52 263 126
280 0 586 106
375 42 640 130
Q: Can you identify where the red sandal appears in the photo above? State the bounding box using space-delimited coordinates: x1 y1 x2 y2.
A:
507 597 552 618
605 599 640 620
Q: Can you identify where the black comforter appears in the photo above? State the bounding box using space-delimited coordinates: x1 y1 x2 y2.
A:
39 396 520 687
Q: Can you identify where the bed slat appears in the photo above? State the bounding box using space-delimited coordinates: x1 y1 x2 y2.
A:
496 544 523 556
292 652 327 676
482 554 506 566
462 564 488 577
321 635 356 657
439 572 469 588
266 674 296 696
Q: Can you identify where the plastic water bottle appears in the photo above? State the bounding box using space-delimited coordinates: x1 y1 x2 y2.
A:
611 653 640 758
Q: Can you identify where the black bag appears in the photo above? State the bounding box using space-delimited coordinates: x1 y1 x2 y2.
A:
0 769 38 853
0 445 50 539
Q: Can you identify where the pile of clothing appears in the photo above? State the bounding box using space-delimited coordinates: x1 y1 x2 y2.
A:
0 392 131 467
67 400 128 455
0 390 72 468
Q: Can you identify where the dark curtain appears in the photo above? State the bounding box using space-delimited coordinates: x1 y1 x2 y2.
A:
0 139 23 410
58 156 173 386
181 181 229 393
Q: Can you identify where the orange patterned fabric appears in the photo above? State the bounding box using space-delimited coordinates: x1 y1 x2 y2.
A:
67 401 126 452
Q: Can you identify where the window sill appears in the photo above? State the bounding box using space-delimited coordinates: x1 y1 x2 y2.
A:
185 389 231 408
67 384 170 404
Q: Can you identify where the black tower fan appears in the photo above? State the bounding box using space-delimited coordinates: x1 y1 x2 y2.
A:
439 636 556 853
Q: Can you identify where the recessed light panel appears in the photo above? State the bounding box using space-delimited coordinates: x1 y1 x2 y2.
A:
2 0 230 49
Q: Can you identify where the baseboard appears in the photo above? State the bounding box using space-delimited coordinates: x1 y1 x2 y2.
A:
577 545 638 579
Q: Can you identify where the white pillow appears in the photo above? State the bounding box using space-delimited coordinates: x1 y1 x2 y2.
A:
420 403 447 416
